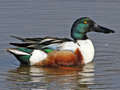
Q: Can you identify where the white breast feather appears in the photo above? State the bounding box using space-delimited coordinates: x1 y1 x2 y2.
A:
77 39 95 64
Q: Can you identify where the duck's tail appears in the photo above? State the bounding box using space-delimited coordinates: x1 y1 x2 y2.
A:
6 48 32 64
11 36 25 42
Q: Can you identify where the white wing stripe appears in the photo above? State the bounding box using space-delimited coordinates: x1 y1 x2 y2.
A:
8 49 30 55
39 39 55 43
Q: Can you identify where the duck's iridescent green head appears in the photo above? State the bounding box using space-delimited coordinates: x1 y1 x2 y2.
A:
71 17 115 40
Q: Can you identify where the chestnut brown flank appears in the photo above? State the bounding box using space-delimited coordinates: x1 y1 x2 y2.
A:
34 48 84 66
74 48 84 65
43 50 77 66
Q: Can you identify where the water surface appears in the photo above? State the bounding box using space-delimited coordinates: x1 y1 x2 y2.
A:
0 0 120 89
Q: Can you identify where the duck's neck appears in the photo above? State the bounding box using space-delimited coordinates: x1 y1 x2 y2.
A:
71 25 89 40
71 32 88 41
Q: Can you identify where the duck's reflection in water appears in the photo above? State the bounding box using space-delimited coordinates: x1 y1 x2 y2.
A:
7 63 95 89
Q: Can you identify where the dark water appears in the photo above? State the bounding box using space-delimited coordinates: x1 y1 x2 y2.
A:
0 0 120 89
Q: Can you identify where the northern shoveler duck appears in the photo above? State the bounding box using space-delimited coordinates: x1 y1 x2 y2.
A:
6 17 115 66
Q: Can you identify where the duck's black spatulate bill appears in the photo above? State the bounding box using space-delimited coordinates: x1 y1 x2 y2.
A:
91 23 115 34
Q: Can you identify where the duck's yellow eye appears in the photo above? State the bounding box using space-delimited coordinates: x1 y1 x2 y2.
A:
84 21 87 24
